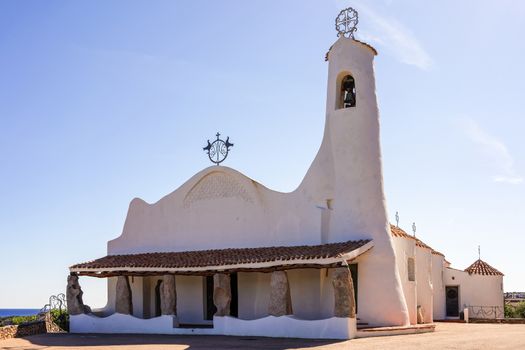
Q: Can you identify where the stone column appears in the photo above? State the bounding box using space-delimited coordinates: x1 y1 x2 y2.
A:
66 274 87 315
115 275 133 315
268 271 293 316
213 273 231 316
332 267 356 318
160 275 177 315
417 305 424 324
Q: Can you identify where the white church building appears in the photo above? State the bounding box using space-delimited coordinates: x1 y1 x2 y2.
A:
67 8 504 339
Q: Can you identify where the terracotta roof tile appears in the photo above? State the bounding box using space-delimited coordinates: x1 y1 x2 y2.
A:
464 259 504 276
431 250 445 257
390 225 410 238
415 238 431 250
389 224 445 257
70 239 371 273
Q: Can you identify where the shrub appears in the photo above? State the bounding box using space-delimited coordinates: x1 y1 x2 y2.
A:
515 302 525 318
505 304 516 318
50 309 69 332
10 315 38 325
505 302 525 318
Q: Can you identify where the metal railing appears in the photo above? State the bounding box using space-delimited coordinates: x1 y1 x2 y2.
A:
468 305 504 319
37 293 67 319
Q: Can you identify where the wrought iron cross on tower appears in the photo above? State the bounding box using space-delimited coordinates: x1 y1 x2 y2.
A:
335 7 359 38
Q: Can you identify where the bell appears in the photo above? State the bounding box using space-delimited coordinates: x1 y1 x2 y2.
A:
344 91 355 106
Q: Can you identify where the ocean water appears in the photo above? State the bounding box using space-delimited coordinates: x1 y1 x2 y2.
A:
0 309 40 317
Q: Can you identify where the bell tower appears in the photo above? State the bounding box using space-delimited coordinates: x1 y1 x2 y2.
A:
302 7 410 326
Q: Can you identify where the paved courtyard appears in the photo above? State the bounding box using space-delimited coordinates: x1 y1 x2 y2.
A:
1 323 525 350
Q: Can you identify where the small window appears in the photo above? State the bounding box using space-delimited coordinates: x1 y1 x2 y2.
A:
408 257 416 282
339 75 356 108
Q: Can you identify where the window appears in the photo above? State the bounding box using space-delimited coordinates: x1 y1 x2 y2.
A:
408 257 416 281
339 75 356 109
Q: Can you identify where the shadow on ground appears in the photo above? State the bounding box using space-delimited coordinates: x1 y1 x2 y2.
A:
1 333 346 350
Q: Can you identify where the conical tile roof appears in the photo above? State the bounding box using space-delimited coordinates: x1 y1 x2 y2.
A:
464 259 503 276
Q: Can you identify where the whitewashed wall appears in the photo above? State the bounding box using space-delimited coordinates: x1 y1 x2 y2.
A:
393 237 417 324
431 254 445 320
71 314 357 339
238 272 270 320
415 246 433 323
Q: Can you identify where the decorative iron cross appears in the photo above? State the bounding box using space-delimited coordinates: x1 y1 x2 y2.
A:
203 132 234 165
395 211 400 227
412 222 417 237
335 7 359 38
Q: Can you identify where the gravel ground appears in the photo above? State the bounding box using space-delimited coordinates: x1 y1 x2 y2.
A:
1 323 525 350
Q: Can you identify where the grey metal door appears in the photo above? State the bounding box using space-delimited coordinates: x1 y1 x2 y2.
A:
446 286 459 317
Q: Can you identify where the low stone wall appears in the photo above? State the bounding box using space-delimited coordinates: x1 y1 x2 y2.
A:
0 325 18 340
0 321 46 340
0 314 63 341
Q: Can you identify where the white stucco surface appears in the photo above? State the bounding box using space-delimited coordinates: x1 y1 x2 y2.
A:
416 246 433 323
214 315 357 339
393 236 417 324
431 254 445 320
237 272 270 320
70 314 357 340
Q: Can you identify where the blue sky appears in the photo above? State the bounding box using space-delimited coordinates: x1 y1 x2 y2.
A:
0 0 523 308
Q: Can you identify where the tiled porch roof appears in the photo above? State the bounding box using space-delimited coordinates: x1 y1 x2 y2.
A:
70 239 373 277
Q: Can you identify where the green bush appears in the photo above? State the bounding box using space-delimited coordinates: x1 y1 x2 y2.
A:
50 309 69 332
10 315 38 325
515 302 525 318
505 303 516 318
505 302 525 318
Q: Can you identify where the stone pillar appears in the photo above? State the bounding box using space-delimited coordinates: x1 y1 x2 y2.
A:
66 274 86 315
213 273 231 316
417 305 424 324
160 275 177 315
115 276 133 315
268 271 293 316
332 267 356 318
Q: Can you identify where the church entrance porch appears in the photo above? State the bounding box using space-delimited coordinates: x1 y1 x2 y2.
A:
67 240 373 339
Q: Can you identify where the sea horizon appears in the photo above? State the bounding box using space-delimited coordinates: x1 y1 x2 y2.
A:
0 309 40 317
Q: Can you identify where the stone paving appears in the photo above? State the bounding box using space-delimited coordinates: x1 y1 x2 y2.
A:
1 323 525 350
